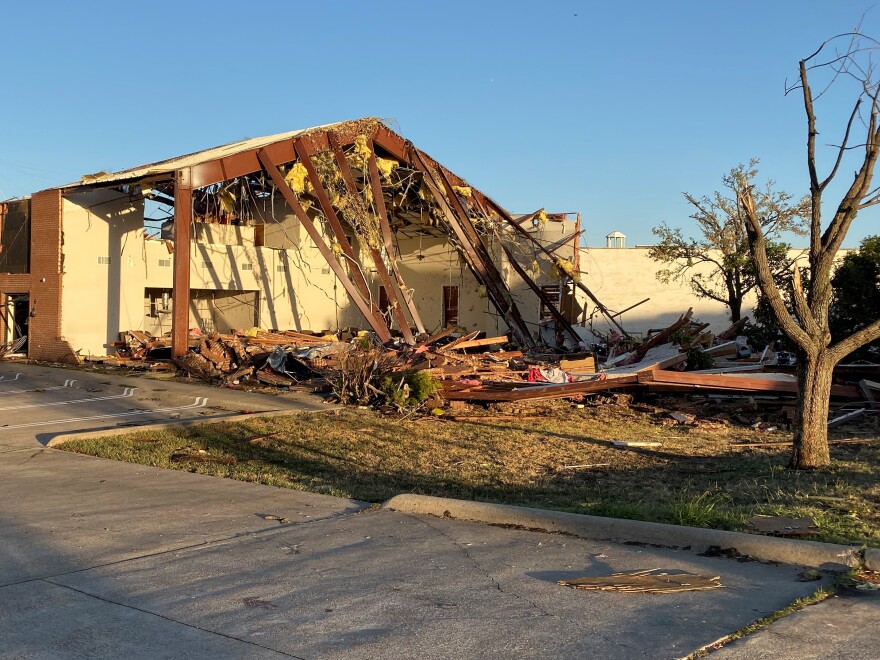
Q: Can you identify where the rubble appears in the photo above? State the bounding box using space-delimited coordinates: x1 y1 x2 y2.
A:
98 309 879 429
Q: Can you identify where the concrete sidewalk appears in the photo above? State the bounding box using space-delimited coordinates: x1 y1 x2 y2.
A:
0 449 860 658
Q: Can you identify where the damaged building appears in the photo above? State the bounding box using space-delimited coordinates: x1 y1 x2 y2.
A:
1 118 599 362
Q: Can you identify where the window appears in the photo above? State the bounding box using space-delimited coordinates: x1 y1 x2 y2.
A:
539 284 562 321
442 285 459 327
203 260 214 269
158 259 171 268
276 263 287 273
0 200 30 274
241 262 253 271
378 286 391 316
97 256 112 265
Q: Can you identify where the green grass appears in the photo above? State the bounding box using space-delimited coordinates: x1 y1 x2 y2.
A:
58 401 880 546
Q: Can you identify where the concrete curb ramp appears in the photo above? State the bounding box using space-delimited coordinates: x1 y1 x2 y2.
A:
384 494 865 570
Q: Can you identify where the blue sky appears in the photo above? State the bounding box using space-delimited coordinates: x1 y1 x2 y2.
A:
1 1 878 247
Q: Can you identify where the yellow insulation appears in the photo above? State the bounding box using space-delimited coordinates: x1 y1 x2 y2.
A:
376 157 397 181
550 257 580 281
452 185 472 198
218 187 236 213
284 163 311 194
353 134 372 162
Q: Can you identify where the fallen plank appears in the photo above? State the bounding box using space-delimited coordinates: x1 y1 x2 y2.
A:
441 374 640 402
638 369 860 399
827 408 867 428
612 441 662 448
446 335 508 350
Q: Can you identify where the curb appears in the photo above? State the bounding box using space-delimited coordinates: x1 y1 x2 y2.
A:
384 494 863 570
45 409 311 447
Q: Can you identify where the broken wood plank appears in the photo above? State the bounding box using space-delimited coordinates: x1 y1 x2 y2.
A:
827 408 867 428
446 336 508 350
559 569 722 594
637 369 860 399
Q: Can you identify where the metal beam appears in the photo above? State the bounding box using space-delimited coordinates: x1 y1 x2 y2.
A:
171 168 192 358
257 149 392 343
364 136 426 335
326 132 415 344
432 162 537 348
292 138 373 300
494 207 631 339
496 238 582 345
404 147 536 348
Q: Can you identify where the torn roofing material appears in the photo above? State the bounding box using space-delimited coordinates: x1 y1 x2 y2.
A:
52 118 371 191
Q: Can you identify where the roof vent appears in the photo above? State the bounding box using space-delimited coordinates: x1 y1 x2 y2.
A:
606 231 626 248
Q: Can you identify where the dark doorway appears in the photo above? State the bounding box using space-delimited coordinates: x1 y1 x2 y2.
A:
7 294 29 354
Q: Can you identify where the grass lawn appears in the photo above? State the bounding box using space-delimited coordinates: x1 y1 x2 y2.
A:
58 399 880 546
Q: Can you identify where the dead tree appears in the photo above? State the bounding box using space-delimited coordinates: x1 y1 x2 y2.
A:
739 33 880 468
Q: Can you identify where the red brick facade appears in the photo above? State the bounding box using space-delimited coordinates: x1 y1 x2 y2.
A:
0 189 76 362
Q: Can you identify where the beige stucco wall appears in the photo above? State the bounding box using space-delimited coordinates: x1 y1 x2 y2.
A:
579 246 832 337
60 191 146 356
59 189 583 355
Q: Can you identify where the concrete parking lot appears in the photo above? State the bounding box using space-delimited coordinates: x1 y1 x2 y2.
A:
0 362 325 452
1 362 877 659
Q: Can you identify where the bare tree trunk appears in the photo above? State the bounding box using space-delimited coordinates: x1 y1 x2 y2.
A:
728 298 742 323
791 349 834 468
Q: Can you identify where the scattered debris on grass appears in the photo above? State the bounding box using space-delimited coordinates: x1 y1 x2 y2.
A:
748 515 819 536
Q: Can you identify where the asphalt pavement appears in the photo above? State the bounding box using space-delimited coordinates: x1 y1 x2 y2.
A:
1 361 877 659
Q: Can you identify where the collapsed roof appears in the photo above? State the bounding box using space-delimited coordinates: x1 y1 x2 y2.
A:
54 118 611 350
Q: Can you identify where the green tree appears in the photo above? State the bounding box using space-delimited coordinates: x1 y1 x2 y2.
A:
738 33 880 469
830 235 880 358
650 160 808 322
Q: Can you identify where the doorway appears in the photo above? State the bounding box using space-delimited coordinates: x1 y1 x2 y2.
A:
5 294 29 354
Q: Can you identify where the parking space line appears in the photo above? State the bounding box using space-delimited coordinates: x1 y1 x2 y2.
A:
0 387 137 412
0 398 209 431
0 373 23 383
0 379 78 395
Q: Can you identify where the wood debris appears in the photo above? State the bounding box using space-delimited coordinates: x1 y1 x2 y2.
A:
559 569 723 594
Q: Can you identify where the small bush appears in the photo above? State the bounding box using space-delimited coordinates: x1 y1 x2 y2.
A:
379 369 439 407
685 346 715 371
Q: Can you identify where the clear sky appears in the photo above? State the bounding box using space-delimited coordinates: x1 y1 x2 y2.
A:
1 1 878 248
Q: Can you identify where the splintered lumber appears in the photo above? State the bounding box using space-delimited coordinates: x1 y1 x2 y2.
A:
559 569 722 594
637 370 860 399
445 335 508 351
441 374 639 402
716 317 750 341
827 408 867 428
421 327 456 346
441 331 481 352
634 308 693 360
560 356 596 373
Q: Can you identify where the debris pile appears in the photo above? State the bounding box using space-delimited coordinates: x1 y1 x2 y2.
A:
107 308 880 427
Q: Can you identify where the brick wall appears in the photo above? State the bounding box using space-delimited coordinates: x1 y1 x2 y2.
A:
0 189 77 362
